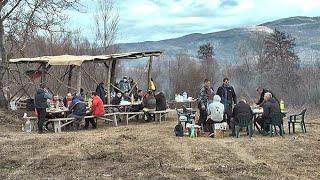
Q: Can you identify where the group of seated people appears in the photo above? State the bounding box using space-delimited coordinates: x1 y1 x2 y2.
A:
34 80 168 133
34 85 108 133
110 89 167 121
203 89 280 137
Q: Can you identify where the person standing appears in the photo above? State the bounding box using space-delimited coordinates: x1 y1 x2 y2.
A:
96 82 106 104
216 77 237 127
198 79 214 132
34 84 52 134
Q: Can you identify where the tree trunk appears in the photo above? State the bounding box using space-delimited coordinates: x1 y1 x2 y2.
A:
0 18 8 108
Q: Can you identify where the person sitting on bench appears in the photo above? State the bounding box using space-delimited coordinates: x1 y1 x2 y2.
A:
142 91 156 121
68 96 87 130
155 91 167 111
85 92 105 129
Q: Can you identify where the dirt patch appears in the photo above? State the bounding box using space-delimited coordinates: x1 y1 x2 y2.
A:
0 109 319 179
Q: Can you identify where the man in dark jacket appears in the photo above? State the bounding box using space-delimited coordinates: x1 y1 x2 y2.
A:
143 91 156 121
111 92 122 105
68 96 87 130
155 91 167 111
230 98 253 136
216 77 237 127
119 76 131 93
34 84 52 134
96 82 106 104
123 91 131 101
256 87 279 106
256 92 280 133
198 79 214 132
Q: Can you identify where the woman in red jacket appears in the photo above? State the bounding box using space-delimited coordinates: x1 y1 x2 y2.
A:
85 92 105 129
91 92 105 117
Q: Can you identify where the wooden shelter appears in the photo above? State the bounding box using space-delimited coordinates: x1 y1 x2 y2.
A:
8 51 162 104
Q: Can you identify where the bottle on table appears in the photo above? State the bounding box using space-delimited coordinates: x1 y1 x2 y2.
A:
25 119 32 133
131 94 134 104
280 100 285 112
190 125 195 138
183 92 188 101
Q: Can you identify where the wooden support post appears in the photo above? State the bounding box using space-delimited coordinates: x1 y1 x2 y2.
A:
40 63 47 85
110 59 116 88
76 66 81 94
67 65 74 93
147 56 153 90
107 60 113 104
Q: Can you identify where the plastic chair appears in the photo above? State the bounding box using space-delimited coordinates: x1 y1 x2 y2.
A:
288 109 307 134
176 108 194 128
269 112 285 137
235 114 253 138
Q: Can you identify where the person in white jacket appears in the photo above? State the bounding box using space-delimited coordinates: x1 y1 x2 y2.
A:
207 95 225 136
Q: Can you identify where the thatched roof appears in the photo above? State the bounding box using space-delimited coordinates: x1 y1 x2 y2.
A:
9 51 162 66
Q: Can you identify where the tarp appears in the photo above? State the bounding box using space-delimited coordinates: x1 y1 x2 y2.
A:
9 51 162 66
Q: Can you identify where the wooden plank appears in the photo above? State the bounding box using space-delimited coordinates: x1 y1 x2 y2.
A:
76 66 81 94
40 63 46 85
147 56 153 90
47 117 75 122
67 65 74 92
107 60 112 104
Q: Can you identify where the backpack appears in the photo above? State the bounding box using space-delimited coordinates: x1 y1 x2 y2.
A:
174 124 184 137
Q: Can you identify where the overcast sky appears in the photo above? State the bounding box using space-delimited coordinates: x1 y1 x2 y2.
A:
69 0 320 43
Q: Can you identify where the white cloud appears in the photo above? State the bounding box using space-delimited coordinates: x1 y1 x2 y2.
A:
71 0 320 43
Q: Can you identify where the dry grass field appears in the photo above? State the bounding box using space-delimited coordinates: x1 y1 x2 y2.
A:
0 110 319 179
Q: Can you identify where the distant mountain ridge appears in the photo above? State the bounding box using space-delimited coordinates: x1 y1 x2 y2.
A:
118 16 320 64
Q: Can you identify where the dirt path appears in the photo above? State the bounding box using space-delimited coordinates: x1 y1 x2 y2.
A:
1 110 320 179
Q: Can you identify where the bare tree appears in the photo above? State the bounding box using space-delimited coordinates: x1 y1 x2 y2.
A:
0 0 81 107
93 0 118 52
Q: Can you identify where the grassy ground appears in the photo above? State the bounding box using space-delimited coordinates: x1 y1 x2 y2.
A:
0 110 319 179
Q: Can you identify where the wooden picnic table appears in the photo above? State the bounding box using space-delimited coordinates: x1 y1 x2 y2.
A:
169 99 197 109
46 107 69 114
251 106 288 133
104 102 142 112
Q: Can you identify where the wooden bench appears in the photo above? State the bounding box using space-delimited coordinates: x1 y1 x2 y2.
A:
118 109 170 124
47 117 75 133
118 111 144 125
84 113 119 127
150 110 170 123
22 116 38 130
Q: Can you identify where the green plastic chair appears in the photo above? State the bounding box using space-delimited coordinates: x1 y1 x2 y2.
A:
288 109 307 134
269 112 285 137
235 114 253 138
